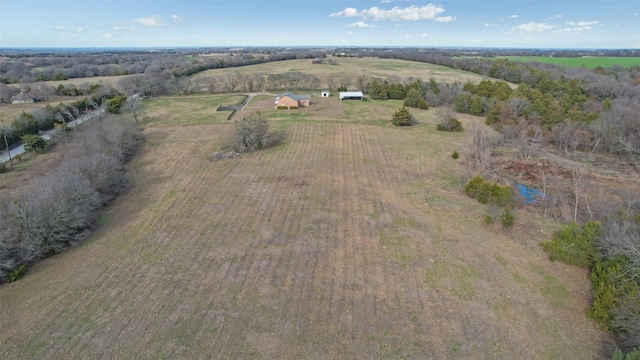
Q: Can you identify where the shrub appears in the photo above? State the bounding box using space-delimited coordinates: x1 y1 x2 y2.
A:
8 264 26 282
0 163 6 173
417 99 429 110
610 348 640 360
589 256 637 329
276 105 288 110
485 215 495 224
500 209 516 227
106 95 127 114
541 221 600 267
464 175 485 198
437 117 463 132
436 107 463 132
289 106 298 109
464 175 513 207
233 112 268 153
21 134 46 152
391 105 413 126
452 151 459 159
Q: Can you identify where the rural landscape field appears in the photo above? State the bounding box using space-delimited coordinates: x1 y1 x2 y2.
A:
2 0 640 356
0 55 616 358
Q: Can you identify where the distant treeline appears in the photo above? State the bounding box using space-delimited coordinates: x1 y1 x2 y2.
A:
0 49 320 84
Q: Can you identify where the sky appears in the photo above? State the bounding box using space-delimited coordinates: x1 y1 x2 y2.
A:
0 0 638 49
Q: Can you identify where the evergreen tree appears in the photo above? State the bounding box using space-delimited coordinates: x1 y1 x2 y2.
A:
404 88 424 108
391 105 412 126
368 79 388 100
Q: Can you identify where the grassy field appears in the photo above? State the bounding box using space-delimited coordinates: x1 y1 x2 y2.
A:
194 57 493 88
493 56 640 68
0 94 607 358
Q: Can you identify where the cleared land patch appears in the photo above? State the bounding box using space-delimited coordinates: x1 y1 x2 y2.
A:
0 96 606 358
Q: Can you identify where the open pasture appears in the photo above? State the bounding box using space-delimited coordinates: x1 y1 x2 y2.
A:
0 95 606 359
194 57 492 87
494 56 640 68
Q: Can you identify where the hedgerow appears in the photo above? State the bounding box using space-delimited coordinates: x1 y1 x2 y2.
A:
541 216 640 354
0 116 140 283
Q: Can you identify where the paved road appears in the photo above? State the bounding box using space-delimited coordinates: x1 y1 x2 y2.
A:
0 107 106 164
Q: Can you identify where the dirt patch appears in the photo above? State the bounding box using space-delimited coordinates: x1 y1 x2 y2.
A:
302 96 345 119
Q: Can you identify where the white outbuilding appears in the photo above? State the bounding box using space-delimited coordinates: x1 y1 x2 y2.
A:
339 91 363 101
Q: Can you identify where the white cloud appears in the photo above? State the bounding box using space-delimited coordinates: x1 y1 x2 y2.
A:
330 7 358 17
380 0 392 3
551 15 563 19
435 16 455 23
421 33 427 37
404 34 410 38
348 21 374 28
103 33 113 38
565 21 598 26
113 26 136 32
484 23 493 27
556 21 599 33
556 27 592 33
53 26 86 33
512 22 556 32
330 5 446 21
132 15 166 27
510 15 519 19
347 31 353 35
171 14 183 23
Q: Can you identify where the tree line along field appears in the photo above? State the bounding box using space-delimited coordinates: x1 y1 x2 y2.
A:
0 94 607 359
492 56 640 68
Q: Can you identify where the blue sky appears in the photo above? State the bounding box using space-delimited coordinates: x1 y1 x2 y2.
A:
1 0 638 48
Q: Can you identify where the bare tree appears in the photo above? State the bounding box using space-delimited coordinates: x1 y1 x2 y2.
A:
123 97 143 124
515 119 543 159
599 215 640 279
202 76 219 94
338 77 352 90
469 122 497 170
356 75 368 92
222 73 241 93
327 77 336 91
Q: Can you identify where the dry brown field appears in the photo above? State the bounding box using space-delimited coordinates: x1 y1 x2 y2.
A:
0 95 607 358
194 57 492 88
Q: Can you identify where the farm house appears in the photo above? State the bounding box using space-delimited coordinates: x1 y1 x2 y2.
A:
339 91 363 101
274 92 310 109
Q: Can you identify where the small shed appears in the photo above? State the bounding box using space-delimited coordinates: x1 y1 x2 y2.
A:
11 92 39 104
321 91 330 97
339 91 363 101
